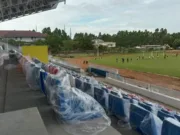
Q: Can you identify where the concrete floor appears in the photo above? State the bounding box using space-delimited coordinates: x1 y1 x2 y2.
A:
0 61 130 135
0 107 49 135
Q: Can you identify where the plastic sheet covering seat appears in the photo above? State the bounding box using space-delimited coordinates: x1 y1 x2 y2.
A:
25 62 41 90
94 86 109 110
130 104 150 130
53 86 111 135
123 95 139 104
138 102 158 114
175 113 180 122
157 110 175 121
82 77 99 97
140 113 163 135
109 94 130 122
83 81 93 96
32 58 41 65
161 118 180 135
44 74 61 104
69 75 76 88
75 78 83 90
40 70 48 95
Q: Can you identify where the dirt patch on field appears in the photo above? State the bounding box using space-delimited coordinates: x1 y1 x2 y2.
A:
65 57 180 91
166 50 180 54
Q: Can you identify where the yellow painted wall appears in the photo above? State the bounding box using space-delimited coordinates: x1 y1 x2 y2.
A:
22 46 48 63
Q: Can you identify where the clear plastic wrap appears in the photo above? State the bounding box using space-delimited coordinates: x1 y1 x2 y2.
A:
130 104 150 130
109 93 131 127
53 86 111 135
161 118 180 135
84 77 99 97
45 73 71 105
0 53 9 66
69 75 76 88
94 85 110 110
0 54 4 66
140 113 163 135
25 61 41 90
19 56 32 74
138 102 158 115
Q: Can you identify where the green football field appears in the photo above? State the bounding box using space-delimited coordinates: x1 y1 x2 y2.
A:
90 52 180 78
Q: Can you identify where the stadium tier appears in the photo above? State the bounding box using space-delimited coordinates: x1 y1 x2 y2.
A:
0 0 65 22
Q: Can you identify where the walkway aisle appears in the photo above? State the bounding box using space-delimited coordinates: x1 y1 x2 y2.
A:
0 64 7 113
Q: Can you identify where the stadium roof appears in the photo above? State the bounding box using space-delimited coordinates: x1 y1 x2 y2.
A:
0 30 46 38
0 0 66 22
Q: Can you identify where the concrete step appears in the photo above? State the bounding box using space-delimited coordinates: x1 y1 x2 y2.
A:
0 107 49 135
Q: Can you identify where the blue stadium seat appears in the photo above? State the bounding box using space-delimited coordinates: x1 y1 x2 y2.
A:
123 95 131 100
26 64 41 90
109 94 130 121
40 70 48 95
32 58 41 64
83 82 93 97
75 78 83 90
161 118 180 135
130 104 150 130
139 102 154 112
94 86 109 109
157 110 175 121
54 87 104 123
175 114 180 122
45 75 61 104
110 91 121 97
140 113 163 135
123 95 138 104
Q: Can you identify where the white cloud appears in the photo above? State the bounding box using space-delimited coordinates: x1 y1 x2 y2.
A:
90 18 110 24
0 0 180 36
143 0 157 4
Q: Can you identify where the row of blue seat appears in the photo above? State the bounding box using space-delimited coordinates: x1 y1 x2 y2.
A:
30 57 180 135
73 77 180 135
21 60 111 134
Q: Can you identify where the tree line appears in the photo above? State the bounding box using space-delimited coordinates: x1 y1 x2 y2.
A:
8 27 180 54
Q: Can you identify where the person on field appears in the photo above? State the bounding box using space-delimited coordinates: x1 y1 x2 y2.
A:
164 54 167 59
122 58 125 63
127 58 129 63
176 53 178 57
131 58 132 62
116 58 118 63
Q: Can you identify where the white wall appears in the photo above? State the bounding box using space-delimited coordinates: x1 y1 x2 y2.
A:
8 37 45 43
105 77 180 110
101 42 116 47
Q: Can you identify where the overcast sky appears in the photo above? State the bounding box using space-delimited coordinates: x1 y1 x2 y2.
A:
0 0 180 36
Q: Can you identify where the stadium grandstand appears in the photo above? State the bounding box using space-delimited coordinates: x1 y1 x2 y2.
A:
0 1 180 135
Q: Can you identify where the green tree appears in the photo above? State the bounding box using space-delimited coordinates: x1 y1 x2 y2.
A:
42 27 51 35
173 39 180 49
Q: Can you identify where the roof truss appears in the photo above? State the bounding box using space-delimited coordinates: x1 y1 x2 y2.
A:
0 0 65 22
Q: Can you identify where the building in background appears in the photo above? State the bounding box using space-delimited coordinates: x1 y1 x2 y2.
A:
135 44 171 50
0 30 46 43
92 39 116 48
